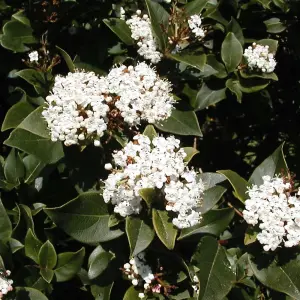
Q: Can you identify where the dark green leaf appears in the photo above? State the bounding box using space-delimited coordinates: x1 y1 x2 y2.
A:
143 125 158 141
103 18 134 46
23 155 46 184
200 185 227 213
183 147 199 163
91 283 114 300
54 248 85 282
126 216 155 257
264 18 286 33
227 18 244 45
44 192 124 243
244 227 258 245
206 55 227 78
38 240 57 270
40 269 54 283
145 0 169 51
192 83 226 111
16 287 48 300
221 32 243 73
9 238 24 253
217 170 248 203
178 208 234 240
25 228 43 263
198 172 226 189
249 254 300 298
184 0 209 15
139 188 156 207
155 109 202 137
56 46 75 72
123 286 141 300
240 69 278 81
191 236 235 300
248 143 288 186
226 78 243 102
4 148 25 184
1 101 34 131
257 39 278 52
152 209 177 250
88 245 114 279
168 53 207 72
0 199 12 242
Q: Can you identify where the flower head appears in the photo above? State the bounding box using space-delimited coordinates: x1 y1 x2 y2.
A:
188 15 205 39
28 51 39 62
0 270 13 299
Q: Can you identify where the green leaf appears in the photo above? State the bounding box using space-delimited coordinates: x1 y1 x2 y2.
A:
88 245 114 279
226 78 243 102
201 185 227 214
178 208 234 240
40 269 54 283
272 0 289 12
4 148 25 184
184 0 209 15
126 216 155 257
206 54 227 78
54 248 85 282
257 39 278 52
227 17 244 45
16 69 47 96
145 0 169 51
0 18 36 53
38 240 57 270
1 101 34 131
217 170 248 203
244 227 259 245
168 53 207 72
155 109 202 137
238 76 269 94
9 238 24 253
139 188 156 207
143 125 158 141
152 209 177 250
264 18 286 33
0 199 12 242
23 155 46 184
239 69 278 81
44 192 124 243
221 32 243 73
4 107 64 164
123 286 141 300
191 236 235 300
16 287 49 300
192 83 227 111
103 18 134 46
25 229 43 263
91 283 114 300
249 254 300 298
56 46 75 72
183 147 199 163
198 172 226 189
248 143 288 186
12 204 34 241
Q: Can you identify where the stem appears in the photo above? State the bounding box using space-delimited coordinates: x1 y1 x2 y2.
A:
228 202 243 218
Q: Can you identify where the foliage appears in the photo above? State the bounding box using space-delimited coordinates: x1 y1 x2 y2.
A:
0 0 300 299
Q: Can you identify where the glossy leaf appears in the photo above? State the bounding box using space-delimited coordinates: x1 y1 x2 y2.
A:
38 240 57 270
143 125 158 141
200 185 227 214
183 147 199 163
44 192 124 243
23 155 46 184
25 228 43 263
152 209 177 250
4 148 25 185
0 199 12 242
221 32 243 73
248 143 288 186
155 109 202 137
123 286 140 300
191 236 235 300
56 46 75 72
16 287 49 300
103 18 134 45
227 17 244 45
184 0 209 15
139 188 156 207
206 54 227 78
55 248 85 282
217 170 248 203
126 216 155 257
226 78 243 102
168 53 207 72
178 208 234 240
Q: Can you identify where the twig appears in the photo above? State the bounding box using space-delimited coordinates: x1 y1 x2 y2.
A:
228 202 243 218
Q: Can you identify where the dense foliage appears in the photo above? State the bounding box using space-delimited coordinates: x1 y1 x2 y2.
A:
0 0 300 299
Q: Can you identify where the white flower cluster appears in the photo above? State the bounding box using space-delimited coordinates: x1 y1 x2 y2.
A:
42 71 110 146
43 63 174 146
192 275 199 295
103 134 204 228
28 51 39 62
243 43 277 73
107 63 174 125
188 15 205 39
0 270 13 299
126 10 162 64
243 175 300 251
123 252 155 298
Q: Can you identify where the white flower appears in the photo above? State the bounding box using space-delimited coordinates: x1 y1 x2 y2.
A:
42 70 110 146
188 15 205 39
28 51 39 62
243 43 277 73
0 270 13 299
103 134 204 228
138 293 145 299
126 11 162 63
243 175 300 251
105 163 113 170
107 62 175 126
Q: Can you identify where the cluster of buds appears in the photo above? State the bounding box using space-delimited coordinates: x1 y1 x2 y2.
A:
122 252 175 298
0 270 13 299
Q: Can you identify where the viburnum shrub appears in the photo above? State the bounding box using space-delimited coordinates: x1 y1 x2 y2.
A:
1 0 300 299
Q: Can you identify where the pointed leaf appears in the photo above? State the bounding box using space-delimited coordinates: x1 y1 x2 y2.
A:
4 148 25 184
184 0 209 15
126 216 155 257
0 199 12 242
226 78 243 103
168 53 207 71
143 125 158 141
23 155 46 184
38 240 57 270
155 110 202 137
16 287 48 300
44 192 124 243
25 229 43 263
54 248 85 282
227 17 244 45
191 236 235 300
183 147 199 163
56 46 75 72
139 188 156 207
200 185 227 214
217 170 248 203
